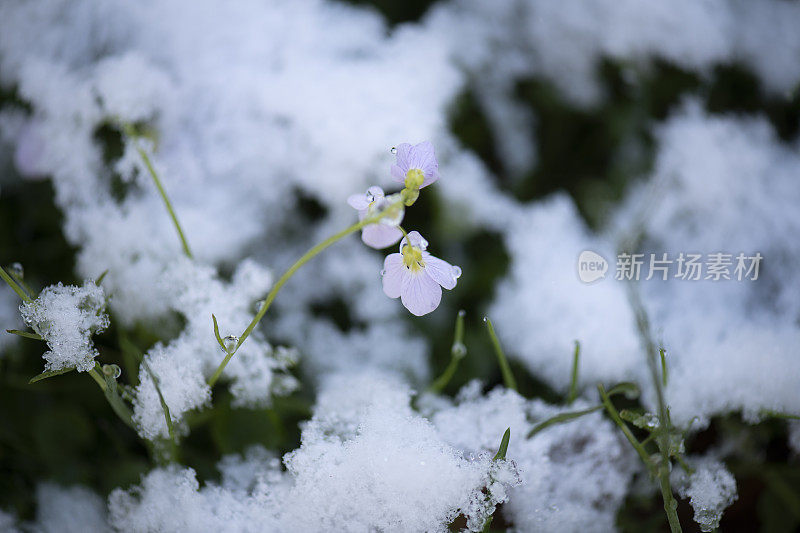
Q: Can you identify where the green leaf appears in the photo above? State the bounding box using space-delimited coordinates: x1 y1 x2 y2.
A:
29 367 75 384
141 359 177 446
95 363 135 429
567 340 581 404
212 314 227 352
95 269 110 286
493 428 511 461
606 382 640 399
484 316 517 392
7 329 44 341
619 409 659 430
527 405 603 438
429 310 467 394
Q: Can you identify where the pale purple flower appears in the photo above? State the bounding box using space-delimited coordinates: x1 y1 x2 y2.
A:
382 231 461 316
347 186 403 249
391 141 439 189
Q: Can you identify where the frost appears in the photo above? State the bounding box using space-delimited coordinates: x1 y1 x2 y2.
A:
19 280 109 372
132 258 297 440
114 373 520 532
432 387 637 531
675 459 738 532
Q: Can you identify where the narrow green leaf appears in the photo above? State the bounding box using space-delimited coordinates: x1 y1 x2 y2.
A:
484 316 517 392
619 409 659 430
493 428 511 461
429 310 467 394
95 269 110 286
92 363 135 430
7 329 44 341
141 359 177 445
606 382 640 399
0 266 32 303
659 348 668 387
212 314 227 352
761 410 800 420
29 367 75 384
527 405 603 438
567 340 580 404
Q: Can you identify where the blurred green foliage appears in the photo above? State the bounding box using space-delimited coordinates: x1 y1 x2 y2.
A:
2 0 800 530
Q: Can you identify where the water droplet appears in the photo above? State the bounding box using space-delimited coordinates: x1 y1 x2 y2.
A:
419 461 426 466
9 262 23 279
458 309 466 318
390 146 397 154
483 316 488 323
102 364 121 379
452 342 467 358
253 299 266 313
223 335 239 353
452 266 462 280
380 269 387 276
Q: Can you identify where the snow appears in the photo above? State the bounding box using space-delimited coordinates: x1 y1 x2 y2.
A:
19 280 109 372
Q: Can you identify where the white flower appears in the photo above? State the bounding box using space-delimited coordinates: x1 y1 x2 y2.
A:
347 186 403 249
381 231 461 316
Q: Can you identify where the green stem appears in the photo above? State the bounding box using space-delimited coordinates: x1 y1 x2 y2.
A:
429 310 467 394
568 340 580 404
208 212 386 387
0 266 32 303
122 123 193 259
627 285 681 533
484 316 518 392
598 384 655 472
90 362 136 431
88 367 107 390
397 225 409 241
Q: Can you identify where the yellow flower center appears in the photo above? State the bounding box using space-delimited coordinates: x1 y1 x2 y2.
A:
402 245 425 272
404 168 425 190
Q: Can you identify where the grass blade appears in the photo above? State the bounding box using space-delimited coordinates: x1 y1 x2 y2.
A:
527 405 603 439
484 316 517 392
7 329 44 341
29 367 74 384
493 428 511 461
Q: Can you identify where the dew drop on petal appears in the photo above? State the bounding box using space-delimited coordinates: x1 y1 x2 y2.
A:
390 146 397 154
452 266 462 280
380 269 387 276
223 335 239 353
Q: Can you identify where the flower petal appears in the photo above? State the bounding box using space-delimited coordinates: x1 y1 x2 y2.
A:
423 253 460 290
394 143 413 172
409 141 439 188
391 163 405 184
347 193 370 211
400 231 428 252
362 224 403 249
382 253 405 299
366 186 385 200
401 270 442 316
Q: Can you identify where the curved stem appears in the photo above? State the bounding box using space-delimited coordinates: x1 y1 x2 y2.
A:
208 207 397 387
122 123 193 259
